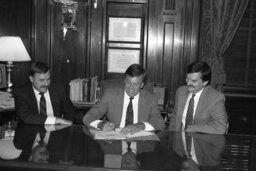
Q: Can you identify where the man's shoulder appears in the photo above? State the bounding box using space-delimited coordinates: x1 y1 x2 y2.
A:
204 86 224 96
140 88 155 97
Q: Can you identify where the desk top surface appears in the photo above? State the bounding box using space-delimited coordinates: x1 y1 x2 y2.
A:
0 124 255 171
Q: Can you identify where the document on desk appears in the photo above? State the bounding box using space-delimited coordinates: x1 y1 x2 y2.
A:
90 128 160 141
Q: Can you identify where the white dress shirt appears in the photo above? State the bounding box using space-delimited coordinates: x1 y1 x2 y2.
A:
181 88 204 130
32 87 56 124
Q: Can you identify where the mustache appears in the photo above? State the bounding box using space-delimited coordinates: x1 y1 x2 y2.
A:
40 86 49 88
187 85 194 88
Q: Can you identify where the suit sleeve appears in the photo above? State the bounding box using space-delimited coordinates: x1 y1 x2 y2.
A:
82 91 109 126
146 94 166 131
58 85 75 122
14 88 47 125
168 88 180 131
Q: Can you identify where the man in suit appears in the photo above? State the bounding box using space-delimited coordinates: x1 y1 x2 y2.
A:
83 64 165 134
14 62 74 125
169 61 228 134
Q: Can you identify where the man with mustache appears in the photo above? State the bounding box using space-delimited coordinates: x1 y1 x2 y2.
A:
169 61 228 134
14 62 74 125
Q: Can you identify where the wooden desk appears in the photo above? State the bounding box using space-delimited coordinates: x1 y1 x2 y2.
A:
0 124 255 171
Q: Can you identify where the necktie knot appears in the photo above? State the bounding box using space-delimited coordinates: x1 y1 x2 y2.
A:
39 92 44 96
129 97 134 101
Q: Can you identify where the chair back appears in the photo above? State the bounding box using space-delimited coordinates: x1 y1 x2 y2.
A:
100 79 153 97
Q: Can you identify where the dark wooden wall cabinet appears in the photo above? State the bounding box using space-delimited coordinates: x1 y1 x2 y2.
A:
0 0 200 108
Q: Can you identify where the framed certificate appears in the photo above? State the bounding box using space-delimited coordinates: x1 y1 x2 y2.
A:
108 49 140 73
108 17 141 42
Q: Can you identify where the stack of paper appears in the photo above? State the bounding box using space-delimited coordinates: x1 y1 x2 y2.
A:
90 128 160 141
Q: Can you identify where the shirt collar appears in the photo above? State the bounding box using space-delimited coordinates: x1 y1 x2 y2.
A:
124 91 139 100
32 86 49 96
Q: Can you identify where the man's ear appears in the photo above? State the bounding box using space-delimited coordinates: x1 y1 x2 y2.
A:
203 80 209 86
140 83 144 89
29 76 33 83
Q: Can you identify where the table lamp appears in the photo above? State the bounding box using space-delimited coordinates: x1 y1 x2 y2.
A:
0 36 31 92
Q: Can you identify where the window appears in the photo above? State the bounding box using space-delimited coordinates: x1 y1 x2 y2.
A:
224 0 256 89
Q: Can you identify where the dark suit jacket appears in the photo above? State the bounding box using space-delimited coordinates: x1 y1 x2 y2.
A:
173 132 225 168
169 85 228 134
14 83 75 125
83 86 165 130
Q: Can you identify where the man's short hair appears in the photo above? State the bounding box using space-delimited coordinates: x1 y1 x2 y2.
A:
124 64 147 82
29 62 50 76
187 61 211 85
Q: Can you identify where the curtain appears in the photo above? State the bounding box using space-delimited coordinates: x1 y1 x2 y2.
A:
199 0 249 91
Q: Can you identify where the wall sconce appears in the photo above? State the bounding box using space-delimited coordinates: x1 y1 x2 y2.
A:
53 0 78 40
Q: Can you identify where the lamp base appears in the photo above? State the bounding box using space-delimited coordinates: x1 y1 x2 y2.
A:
6 61 13 93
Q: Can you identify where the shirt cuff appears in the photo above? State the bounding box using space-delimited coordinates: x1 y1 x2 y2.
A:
44 125 56 132
90 120 102 129
143 122 155 131
45 116 56 125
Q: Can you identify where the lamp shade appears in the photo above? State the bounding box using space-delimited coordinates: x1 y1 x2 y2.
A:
0 136 22 160
0 36 31 62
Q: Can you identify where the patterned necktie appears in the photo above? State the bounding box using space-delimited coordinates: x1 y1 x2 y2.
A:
39 92 47 116
185 94 195 129
125 97 134 126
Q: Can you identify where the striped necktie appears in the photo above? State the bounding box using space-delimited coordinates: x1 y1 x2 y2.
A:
125 97 134 126
39 92 47 116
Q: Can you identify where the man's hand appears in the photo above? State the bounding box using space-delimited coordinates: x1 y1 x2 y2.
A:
98 121 115 132
55 118 73 125
120 122 145 135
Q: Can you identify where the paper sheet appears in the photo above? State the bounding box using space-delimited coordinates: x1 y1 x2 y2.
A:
90 128 160 141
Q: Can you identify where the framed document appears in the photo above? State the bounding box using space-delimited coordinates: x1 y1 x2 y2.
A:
108 49 140 73
0 64 7 88
108 17 141 42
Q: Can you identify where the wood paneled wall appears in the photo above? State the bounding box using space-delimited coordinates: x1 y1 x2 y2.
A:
0 0 200 108
0 0 33 87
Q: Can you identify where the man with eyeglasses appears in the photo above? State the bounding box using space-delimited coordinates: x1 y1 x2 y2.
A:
83 64 165 135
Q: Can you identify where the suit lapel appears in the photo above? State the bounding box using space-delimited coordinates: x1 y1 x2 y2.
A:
115 89 125 125
29 85 40 115
48 86 58 115
138 90 148 122
176 90 189 130
194 86 209 121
